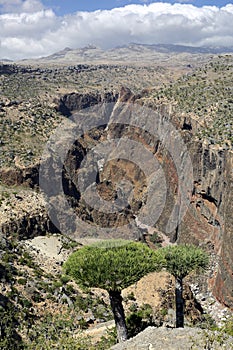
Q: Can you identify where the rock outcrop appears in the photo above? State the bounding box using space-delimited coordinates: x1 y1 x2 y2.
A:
55 90 118 117
111 326 233 350
0 163 39 187
0 191 58 240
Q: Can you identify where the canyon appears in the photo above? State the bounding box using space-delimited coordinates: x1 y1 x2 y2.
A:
0 47 232 347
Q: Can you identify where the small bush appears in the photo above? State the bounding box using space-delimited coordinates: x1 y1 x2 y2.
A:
17 278 27 285
126 304 154 338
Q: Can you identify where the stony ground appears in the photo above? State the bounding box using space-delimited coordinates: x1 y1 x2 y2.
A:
111 326 233 350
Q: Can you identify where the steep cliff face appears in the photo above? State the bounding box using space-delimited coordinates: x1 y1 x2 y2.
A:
176 142 232 308
52 88 233 308
212 151 233 307
55 91 118 117
0 87 232 309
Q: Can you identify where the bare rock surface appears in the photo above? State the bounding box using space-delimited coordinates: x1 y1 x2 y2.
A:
23 234 70 263
111 326 233 350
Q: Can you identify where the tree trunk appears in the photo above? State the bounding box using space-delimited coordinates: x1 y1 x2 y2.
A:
175 277 184 328
109 290 128 343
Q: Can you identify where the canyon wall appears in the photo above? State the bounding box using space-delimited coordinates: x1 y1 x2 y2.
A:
54 88 233 308
0 88 232 308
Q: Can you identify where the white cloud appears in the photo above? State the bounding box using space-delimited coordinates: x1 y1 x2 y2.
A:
0 0 44 13
1 2 233 60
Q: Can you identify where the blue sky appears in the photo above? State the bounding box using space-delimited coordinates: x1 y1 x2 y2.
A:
0 0 233 60
42 1 232 15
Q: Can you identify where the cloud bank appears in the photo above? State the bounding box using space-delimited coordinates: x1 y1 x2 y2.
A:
1 1 233 60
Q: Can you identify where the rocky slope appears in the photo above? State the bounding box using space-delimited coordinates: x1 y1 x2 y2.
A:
111 326 233 350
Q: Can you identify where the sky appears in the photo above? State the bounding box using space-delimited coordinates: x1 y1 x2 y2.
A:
0 0 233 60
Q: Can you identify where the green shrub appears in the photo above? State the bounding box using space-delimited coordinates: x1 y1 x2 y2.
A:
126 304 154 338
17 278 27 285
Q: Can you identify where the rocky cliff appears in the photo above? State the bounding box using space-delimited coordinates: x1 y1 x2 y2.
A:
38 86 233 309
0 65 232 311
177 138 233 308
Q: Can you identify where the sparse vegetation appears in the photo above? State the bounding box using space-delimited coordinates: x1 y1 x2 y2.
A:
148 55 233 146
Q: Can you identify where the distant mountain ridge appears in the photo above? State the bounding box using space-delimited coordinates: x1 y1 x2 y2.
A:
116 43 233 54
20 43 233 65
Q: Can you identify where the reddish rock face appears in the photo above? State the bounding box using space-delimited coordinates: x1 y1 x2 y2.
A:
54 90 233 309
178 145 233 309
212 151 233 308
